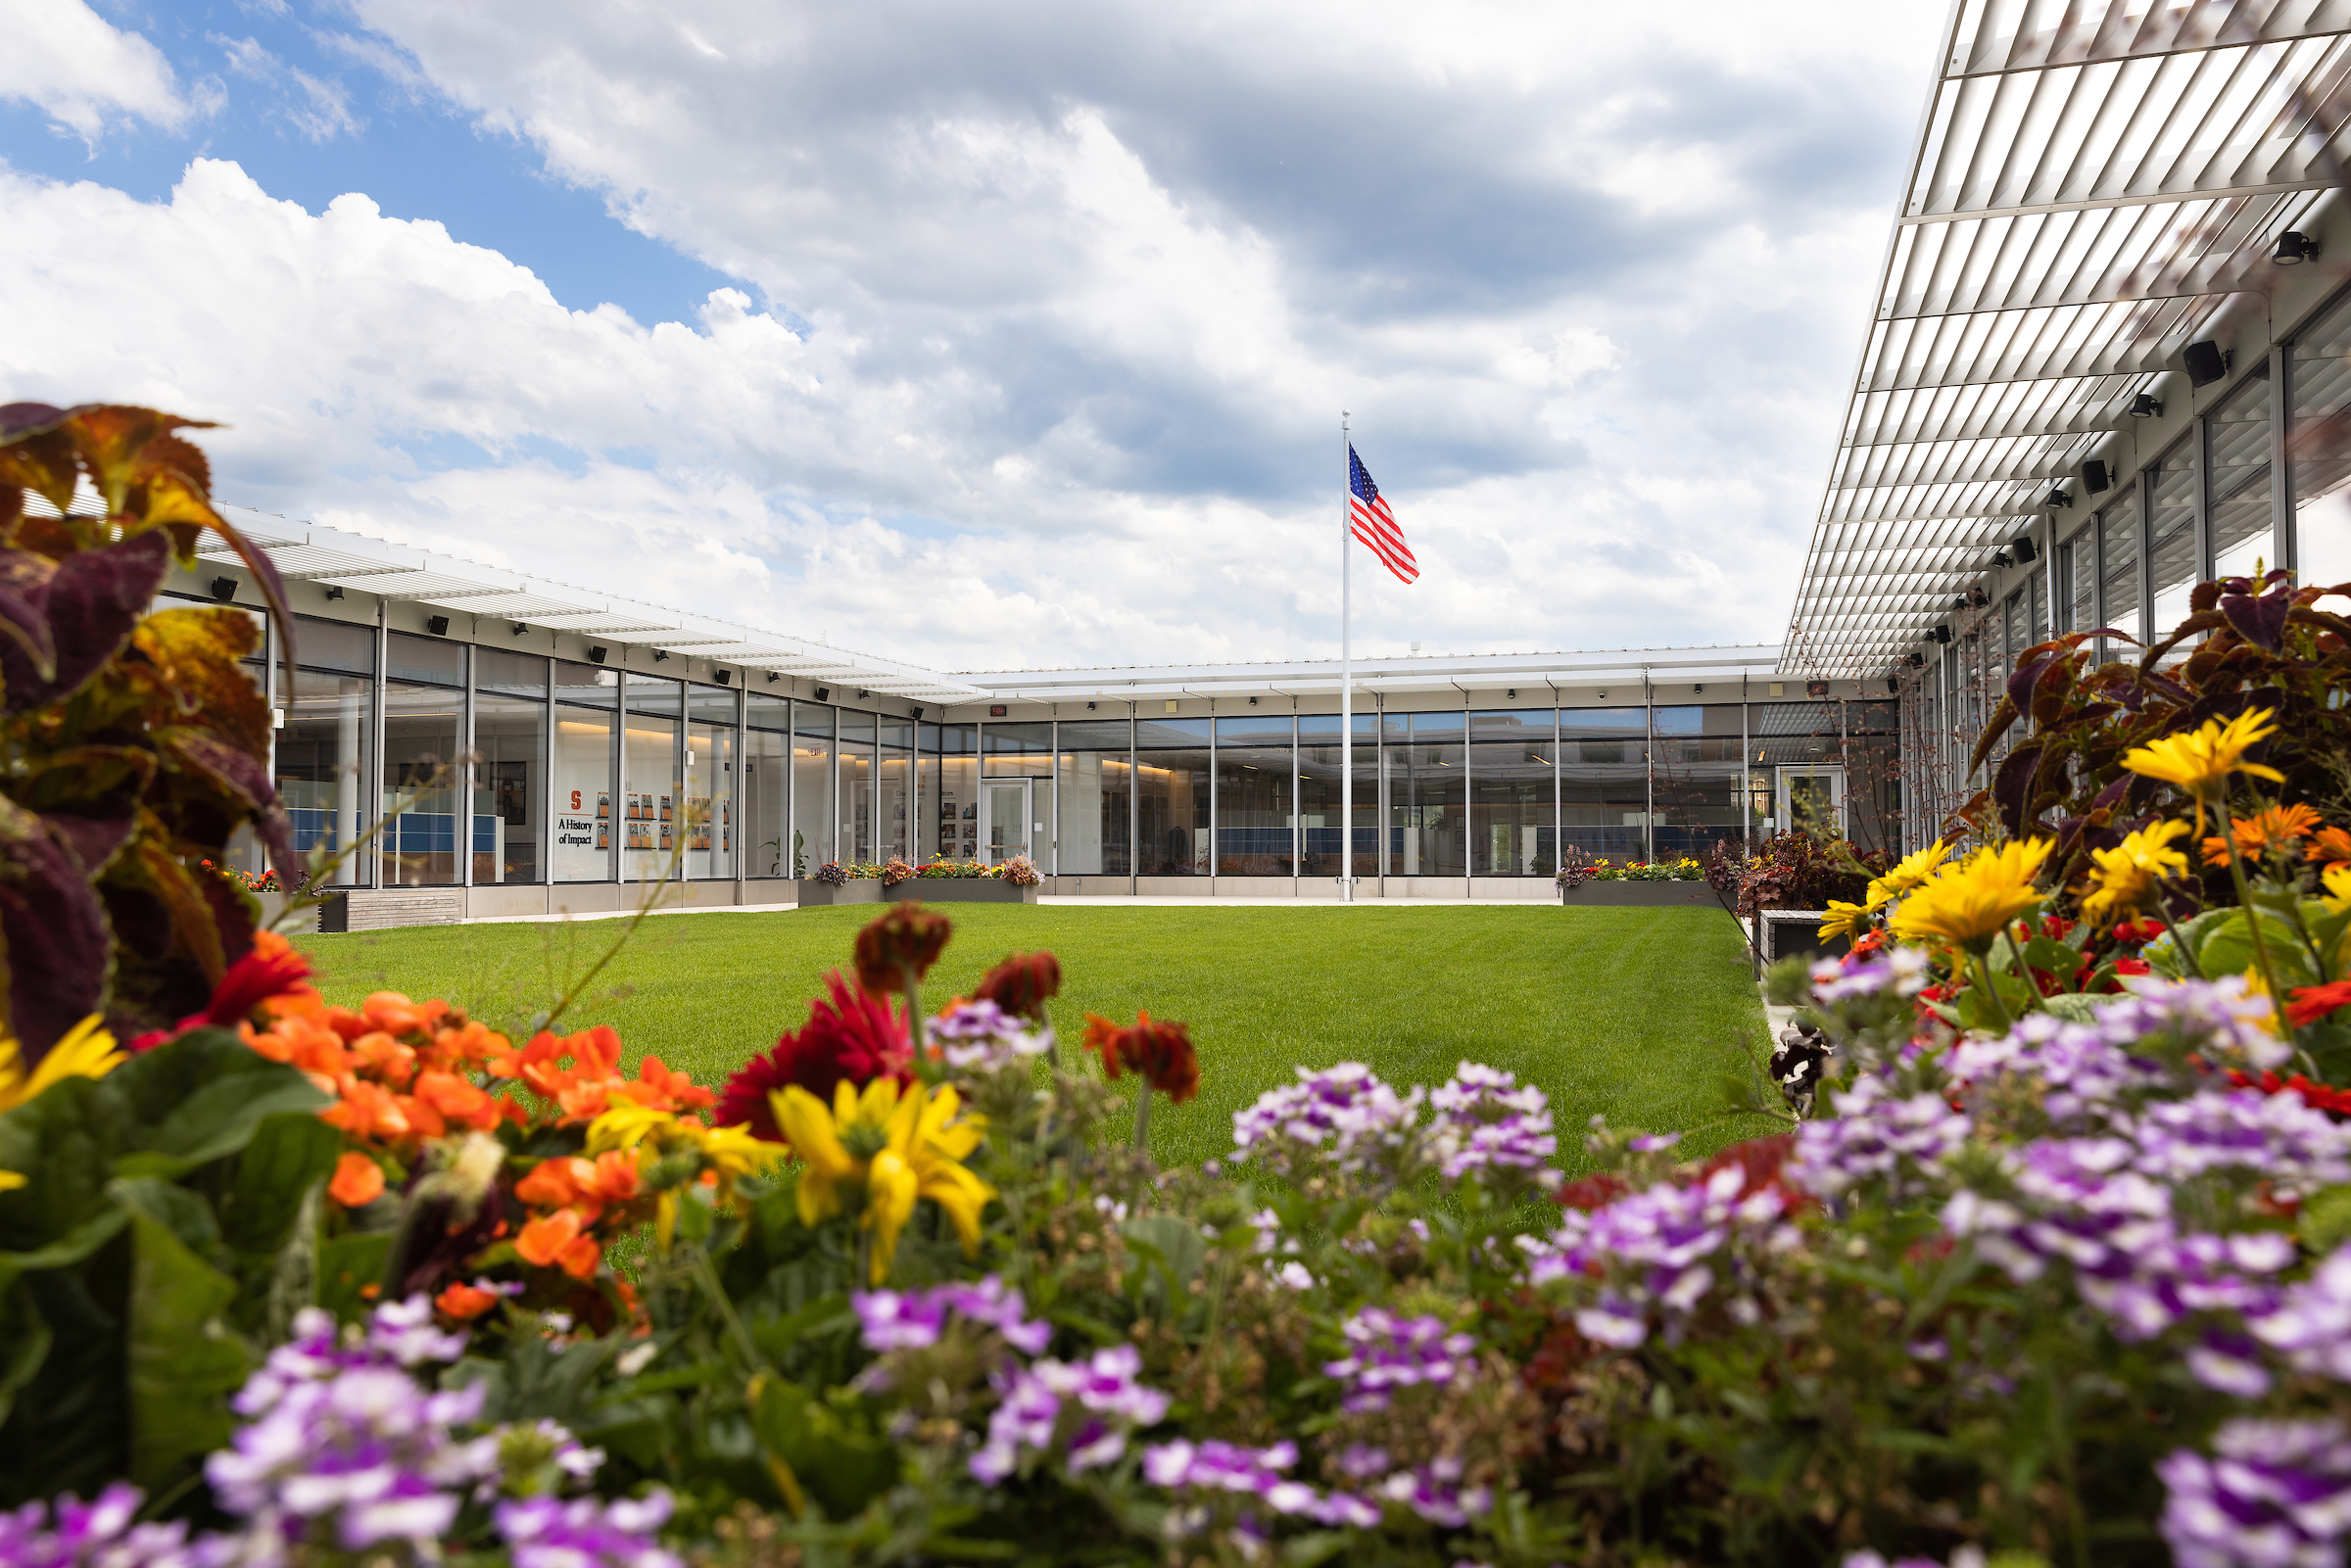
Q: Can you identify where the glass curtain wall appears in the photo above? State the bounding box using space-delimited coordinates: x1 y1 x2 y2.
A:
983 723 1053 866
2061 525 2095 633
277 617 374 886
2294 293 2351 590
792 704 834 874
2099 487 2142 653
1559 708 1646 863
381 633 464 887
744 693 790 879
838 710 875 865
880 718 913 862
1055 719 1132 878
1468 710 1553 875
1298 714 1378 878
1135 718 1211 876
1213 715 1295 875
472 648 547 884
1651 705 1744 861
936 725 979 863
1387 712 1465 878
622 676 681 882
2149 439 2199 641
2210 365 2276 584
551 661 616 880
686 685 736 879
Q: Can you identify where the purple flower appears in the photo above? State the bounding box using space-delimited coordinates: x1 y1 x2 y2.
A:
1231 1063 1425 1185
2160 1419 2351 1568
368 1293 470 1366
1809 945 1930 1003
1321 1309 1478 1413
1373 1455 1492 1527
1790 1071 1969 1203
852 1275 1051 1357
495 1490 681 1568
2250 1243 2351 1380
1427 1063 1558 1188
1141 1439 1381 1528
1528 1162 1798 1347
930 999 1051 1073
0 1482 235 1568
968 1345 1169 1485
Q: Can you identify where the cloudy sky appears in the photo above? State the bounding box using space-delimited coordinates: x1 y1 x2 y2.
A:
0 0 1942 672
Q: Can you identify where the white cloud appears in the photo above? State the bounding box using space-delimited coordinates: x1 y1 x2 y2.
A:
0 0 192 140
214 34 362 141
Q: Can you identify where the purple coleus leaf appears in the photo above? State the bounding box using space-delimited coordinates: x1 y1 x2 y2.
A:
0 531 173 713
156 727 301 882
2220 587 2293 651
0 793 113 1066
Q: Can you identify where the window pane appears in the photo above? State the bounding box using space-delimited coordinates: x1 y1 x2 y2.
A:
278 667 369 886
2294 293 2351 591
1298 713 1377 877
552 707 614 880
382 680 462 886
1649 703 1743 763
744 728 789 878
474 647 547 697
386 632 463 688
622 709 679 882
880 719 911 864
840 734 874 863
628 675 681 719
935 724 977 864
554 660 619 708
688 684 736 725
2149 439 2198 641
1057 725 1131 877
1136 719 1210 876
290 616 375 676
2100 487 2141 651
474 693 544 885
1388 712 1464 878
2211 363 2275 582
1215 715 1291 875
746 691 790 731
687 720 734 879
1469 733 1552 876
2059 527 2094 633
794 705 834 869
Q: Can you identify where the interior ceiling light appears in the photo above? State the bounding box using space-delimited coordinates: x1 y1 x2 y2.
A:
2275 230 2322 265
2129 393 2163 419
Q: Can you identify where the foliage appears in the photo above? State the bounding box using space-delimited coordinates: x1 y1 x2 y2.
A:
996 854 1041 887
0 404 299 1065
1734 828 1888 916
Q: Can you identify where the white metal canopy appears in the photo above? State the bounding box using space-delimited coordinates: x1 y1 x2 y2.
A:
1785 0 2351 675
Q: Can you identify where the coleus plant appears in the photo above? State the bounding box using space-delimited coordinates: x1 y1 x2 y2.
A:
0 404 297 1064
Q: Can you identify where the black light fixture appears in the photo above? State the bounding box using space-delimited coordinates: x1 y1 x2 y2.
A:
1953 594 1971 609
1905 651 1924 667
716 668 732 686
2046 486 2071 508
1506 688 1516 698
1693 684 1703 694
812 686 830 701
209 577 238 602
2129 393 2163 418
1886 676 1900 693
424 615 450 637
1932 625 1951 643
2275 230 2322 265
324 585 345 600
1993 548 2013 568
589 646 607 665
766 672 781 684
2183 340 2230 388
856 689 869 700
2083 458 2111 492
2012 535 2039 563
652 650 669 662
510 621 528 637
1969 587 1989 607
1248 694 1258 705
910 705 924 720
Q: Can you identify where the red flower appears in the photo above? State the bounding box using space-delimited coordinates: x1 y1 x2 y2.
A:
852 904 954 994
2288 980 2351 1029
2227 1067 2351 1117
974 950 1062 1021
2114 957 2151 978
131 929 319 1051
714 970 913 1141
1081 1010 1200 1104
2113 919 2169 947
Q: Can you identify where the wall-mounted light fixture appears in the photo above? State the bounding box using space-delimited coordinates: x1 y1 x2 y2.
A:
1993 549 2013 569
812 687 831 701
1693 684 1703 694
2083 458 2111 492
425 615 450 637
589 646 607 664
510 621 528 637
210 577 238 602
1887 676 1900 693
2275 230 2322 265
2046 486 2071 508
1248 694 1258 705
855 689 869 700
766 672 781 684
1932 625 1951 643
910 705 924 719
324 585 345 600
1905 651 1924 667
2129 393 2163 418
1969 587 1988 607
652 650 669 662
1085 700 1096 711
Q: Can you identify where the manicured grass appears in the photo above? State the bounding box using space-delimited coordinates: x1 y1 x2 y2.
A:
294 905 1777 1170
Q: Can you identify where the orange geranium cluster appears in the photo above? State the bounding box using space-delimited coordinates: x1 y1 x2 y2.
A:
512 1150 648 1277
489 1024 713 1124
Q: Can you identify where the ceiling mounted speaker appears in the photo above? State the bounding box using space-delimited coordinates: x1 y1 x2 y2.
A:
716 668 731 685
1932 625 1951 644
2012 536 2039 563
2183 339 2230 388
2083 458 2110 493
425 615 450 637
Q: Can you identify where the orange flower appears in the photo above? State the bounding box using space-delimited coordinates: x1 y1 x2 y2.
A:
321 1079 412 1144
435 1280 505 1320
493 1026 627 1122
2309 827 2351 866
608 1054 716 1115
424 1019 510 1073
2203 802 2324 865
362 991 450 1037
349 1031 419 1088
514 1209 601 1277
1082 1010 1201 1103
407 1069 504 1133
513 1151 641 1222
327 1150 386 1207
244 1014 354 1092
852 904 953 994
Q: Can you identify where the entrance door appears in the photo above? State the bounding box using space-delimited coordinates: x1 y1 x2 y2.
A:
982 780 1032 866
1775 765 1847 840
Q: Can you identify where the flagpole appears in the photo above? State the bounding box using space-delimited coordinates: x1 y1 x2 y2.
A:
1340 412 1353 904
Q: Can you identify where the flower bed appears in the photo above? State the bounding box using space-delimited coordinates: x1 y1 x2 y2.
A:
22 414 2351 1565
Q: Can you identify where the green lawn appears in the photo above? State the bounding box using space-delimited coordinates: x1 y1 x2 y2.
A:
294 905 1776 1171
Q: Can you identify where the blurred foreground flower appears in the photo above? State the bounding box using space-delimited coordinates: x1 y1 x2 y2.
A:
713 969 912 1143
771 1077 994 1283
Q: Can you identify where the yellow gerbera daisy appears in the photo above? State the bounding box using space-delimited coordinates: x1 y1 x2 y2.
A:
770 1077 996 1284
1888 838 2055 953
1866 838 1952 907
0 1016 123 1192
1818 901 1874 944
2123 709 2285 832
2080 820 2191 927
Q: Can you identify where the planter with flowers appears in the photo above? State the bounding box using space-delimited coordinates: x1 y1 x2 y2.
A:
33 409 2351 1567
888 854 1040 902
1558 851 1716 906
797 861 884 905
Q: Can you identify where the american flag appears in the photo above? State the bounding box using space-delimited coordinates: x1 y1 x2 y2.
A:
1348 445 1418 585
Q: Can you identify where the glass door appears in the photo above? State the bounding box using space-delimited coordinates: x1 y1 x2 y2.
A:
982 779 1032 865
1775 765 1847 840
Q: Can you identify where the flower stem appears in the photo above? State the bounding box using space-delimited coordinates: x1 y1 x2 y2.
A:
903 971 931 1081
2221 801 2295 1041
1970 947 2016 1033
1131 1079 1152 1152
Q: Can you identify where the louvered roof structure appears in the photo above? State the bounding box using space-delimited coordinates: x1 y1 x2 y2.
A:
200 506 986 704
1785 0 2351 675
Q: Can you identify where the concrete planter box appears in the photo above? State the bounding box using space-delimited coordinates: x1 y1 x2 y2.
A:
1559 880 1717 908
795 879 883 905
888 879 1038 904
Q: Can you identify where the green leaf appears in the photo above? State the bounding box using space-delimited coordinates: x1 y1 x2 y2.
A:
2039 993 2104 1024
749 1374 898 1520
216 1113 339 1258
124 1206 247 1491
316 1230 393 1323
0 1276 52 1431
109 1175 233 1274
